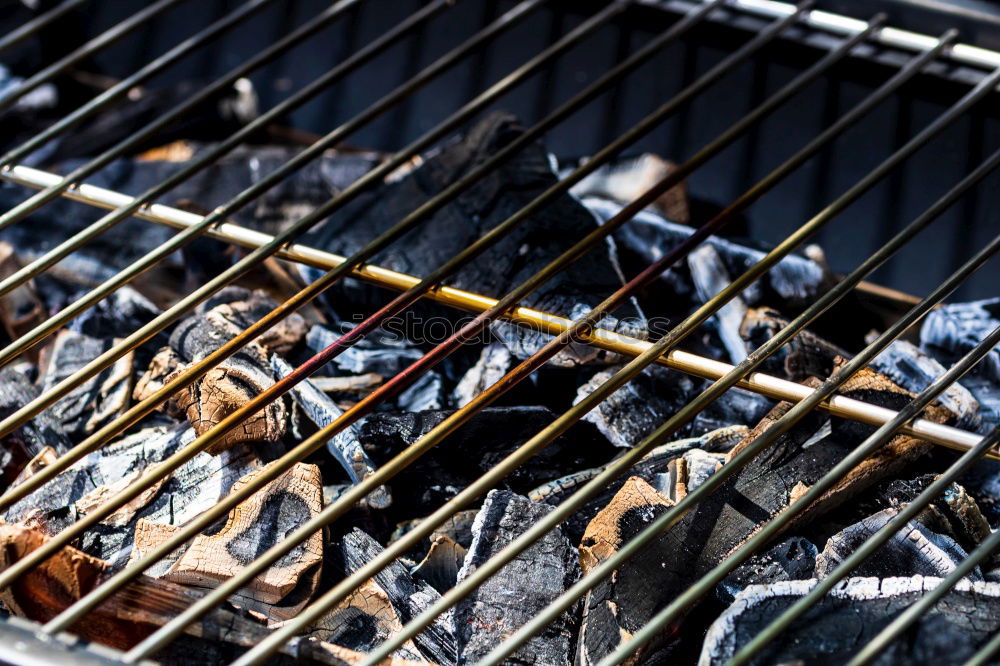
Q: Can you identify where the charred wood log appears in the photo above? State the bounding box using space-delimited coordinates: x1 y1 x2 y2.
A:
0 367 69 489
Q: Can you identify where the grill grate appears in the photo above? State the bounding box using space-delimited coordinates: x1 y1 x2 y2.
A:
0 1 996 665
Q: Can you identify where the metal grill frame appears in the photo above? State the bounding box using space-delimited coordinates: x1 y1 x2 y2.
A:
0 1 995 665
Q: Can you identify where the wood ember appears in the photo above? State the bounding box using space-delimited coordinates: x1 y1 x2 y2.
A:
0 241 45 346
454 490 580 666
130 462 322 621
40 329 134 439
273 355 390 509
310 373 384 395
0 367 69 488
701 578 1000 665
688 244 748 365
567 153 690 224
314 528 456 665
573 366 957 664
717 537 817 604
452 342 513 408
740 307 850 382
412 534 467 594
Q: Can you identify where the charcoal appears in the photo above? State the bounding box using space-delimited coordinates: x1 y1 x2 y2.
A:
740 307 850 381
452 342 512 407
573 367 957 664
0 241 44 346
358 407 615 515
0 368 69 488
301 112 646 367
717 537 817 604
67 285 161 340
272 354 391 509
688 386 774 438
321 528 456 665
869 339 981 431
530 426 747 543
565 152 689 224
701 578 1000 665
682 448 724 492
130 462 323 622
581 197 826 308
40 329 133 440
816 508 981 581
4 423 268 569
921 298 1000 384
454 490 579 666
688 244 748 364
411 534 467 594
574 363 700 448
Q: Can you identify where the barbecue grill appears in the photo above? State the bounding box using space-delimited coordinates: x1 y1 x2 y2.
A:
0 0 997 664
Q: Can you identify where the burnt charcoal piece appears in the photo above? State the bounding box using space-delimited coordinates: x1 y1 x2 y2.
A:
272 355 391 509
130 462 323 622
815 508 981 582
689 386 774 438
581 197 826 309
717 537 817 604
454 490 580 666
0 368 69 488
302 112 646 367
412 534 467 594
870 339 981 431
358 407 615 514
566 153 689 224
41 329 133 440
68 285 161 340
452 342 512 408
701 578 1000 666
305 324 446 412
320 528 456 665
4 423 268 570
573 367 957 664
688 244 748 365
574 363 700 449
530 426 747 543
740 307 851 382
0 242 44 345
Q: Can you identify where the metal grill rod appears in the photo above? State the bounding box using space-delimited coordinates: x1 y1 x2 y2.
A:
0 0 277 172
0 0 550 441
38 3 810 638
845 431 1000 665
0 0 187 115
0 0 90 59
721 324 1000 666
0 0 629 589
118 11 893 660
0 0 628 510
480 125 1000 666
351 53 1000 666
0 0 364 233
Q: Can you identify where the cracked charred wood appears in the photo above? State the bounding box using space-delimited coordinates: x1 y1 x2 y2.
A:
301 112 647 367
688 244 748 365
740 308 851 382
317 528 456 665
0 523 418 666
358 407 615 516
40 329 134 440
454 490 580 666
452 342 514 408
565 153 689 224
814 508 981 581
575 364 701 449
573 366 957 665
4 423 268 569
716 536 817 604
273 355 390 509
130 462 323 622
412 534 467 595
530 426 747 543
0 242 44 347
701 578 1000 666
0 367 69 489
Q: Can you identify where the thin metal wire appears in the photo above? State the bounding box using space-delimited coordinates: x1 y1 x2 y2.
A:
0 0 365 232
352 52 1000 666
722 324 1000 666
0 0 90 58
0 0 616 512
0 0 449 304
0 0 188 115
39 0 801 638
0 0 277 173
481 128 1000 666
120 9 885 660
846 430 1000 666
0 0 549 441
